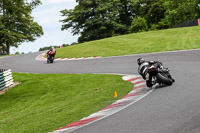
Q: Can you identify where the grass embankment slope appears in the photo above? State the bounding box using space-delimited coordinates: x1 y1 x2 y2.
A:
0 73 133 133
56 26 200 58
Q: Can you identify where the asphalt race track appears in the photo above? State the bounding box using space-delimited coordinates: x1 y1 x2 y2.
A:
1 49 200 133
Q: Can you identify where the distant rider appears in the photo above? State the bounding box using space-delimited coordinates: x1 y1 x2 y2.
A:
137 58 175 87
46 47 56 60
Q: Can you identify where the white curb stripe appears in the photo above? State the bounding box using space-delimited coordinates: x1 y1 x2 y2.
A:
134 82 146 87
131 79 143 83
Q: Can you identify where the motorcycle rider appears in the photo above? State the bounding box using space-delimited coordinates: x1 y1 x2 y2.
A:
46 46 56 60
137 58 175 87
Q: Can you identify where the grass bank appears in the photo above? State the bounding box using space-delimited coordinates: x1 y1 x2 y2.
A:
0 73 133 133
56 26 200 58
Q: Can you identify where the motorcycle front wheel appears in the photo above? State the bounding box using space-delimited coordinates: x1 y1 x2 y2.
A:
156 73 172 86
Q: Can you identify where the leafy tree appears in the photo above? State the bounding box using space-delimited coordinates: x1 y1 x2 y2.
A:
163 0 200 27
0 0 43 54
137 0 166 29
146 1 165 26
61 0 131 43
115 0 139 34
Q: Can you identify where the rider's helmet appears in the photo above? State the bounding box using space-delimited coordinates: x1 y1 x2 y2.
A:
50 46 53 51
137 58 145 65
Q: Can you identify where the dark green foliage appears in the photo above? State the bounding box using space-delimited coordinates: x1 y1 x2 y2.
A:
60 0 134 43
163 0 200 27
142 1 166 27
61 0 200 43
62 44 69 47
129 17 148 33
0 0 43 54
70 42 78 45
15 52 20 55
150 18 169 30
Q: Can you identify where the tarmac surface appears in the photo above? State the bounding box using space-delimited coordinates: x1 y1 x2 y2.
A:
1 49 200 133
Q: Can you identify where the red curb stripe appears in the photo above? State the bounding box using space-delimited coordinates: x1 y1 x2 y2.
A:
134 80 145 85
122 92 143 99
126 77 141 82
101 101 131 111
57 116 103 130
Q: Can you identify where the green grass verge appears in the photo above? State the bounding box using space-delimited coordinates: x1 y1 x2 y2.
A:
0 73 133 133
0 55 10 57
55 26 200 58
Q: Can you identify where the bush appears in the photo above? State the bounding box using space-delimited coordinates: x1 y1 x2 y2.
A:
71 42 78 45
150 19 169 30
62 44 69 47
129 17 148 33
15 52 20 55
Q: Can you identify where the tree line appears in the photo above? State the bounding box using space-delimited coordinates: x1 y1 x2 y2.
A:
60 0 200 43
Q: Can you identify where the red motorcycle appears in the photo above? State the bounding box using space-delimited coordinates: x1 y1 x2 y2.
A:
46 51 55 63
